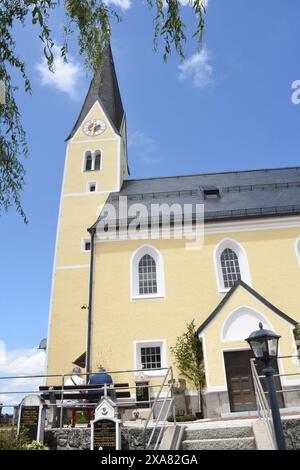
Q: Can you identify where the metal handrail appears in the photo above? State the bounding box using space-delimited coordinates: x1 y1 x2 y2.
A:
0 367 174 431
143 367 176 450
250 359 276 449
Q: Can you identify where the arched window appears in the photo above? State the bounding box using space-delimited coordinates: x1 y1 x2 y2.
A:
220 248 241 289
131 245 165 299
85 151 92 171
94 150 101 171
138 254 157 295
214 238 251 293
83 150 101 171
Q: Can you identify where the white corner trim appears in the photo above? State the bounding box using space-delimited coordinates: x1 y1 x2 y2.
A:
214 237 252 293
64 189 117 197
56 264 90 270
130 244 166 301
45 144 70 376
70 137 118 144
294 236 300 267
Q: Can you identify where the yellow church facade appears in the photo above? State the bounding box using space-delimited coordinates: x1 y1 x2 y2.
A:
46 46 300 417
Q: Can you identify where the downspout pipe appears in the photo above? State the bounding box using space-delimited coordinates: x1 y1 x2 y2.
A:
86 226 96 381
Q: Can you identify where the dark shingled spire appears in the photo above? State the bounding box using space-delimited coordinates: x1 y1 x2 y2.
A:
66 44 125 141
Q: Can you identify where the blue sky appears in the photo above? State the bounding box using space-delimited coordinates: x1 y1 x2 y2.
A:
1 0 300 397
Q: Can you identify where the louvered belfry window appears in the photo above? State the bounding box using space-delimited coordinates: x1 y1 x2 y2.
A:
94 151 101 170
220 248 241 288
85 151 92 171
138 254 157 295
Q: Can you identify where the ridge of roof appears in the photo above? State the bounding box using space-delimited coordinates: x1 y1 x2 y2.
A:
122 166 300 185
196 281 297 336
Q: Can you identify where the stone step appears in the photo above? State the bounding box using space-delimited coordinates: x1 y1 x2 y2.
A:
184 425 253 441
182 437 256 451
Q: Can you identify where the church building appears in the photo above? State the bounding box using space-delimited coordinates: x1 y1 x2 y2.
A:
46 45 300 418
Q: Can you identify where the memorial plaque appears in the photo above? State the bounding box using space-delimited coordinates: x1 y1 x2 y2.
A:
17 395 45 443
93 419 116 451
20 406 39 441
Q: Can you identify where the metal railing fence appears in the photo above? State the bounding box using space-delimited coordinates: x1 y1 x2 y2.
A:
0 367 174 430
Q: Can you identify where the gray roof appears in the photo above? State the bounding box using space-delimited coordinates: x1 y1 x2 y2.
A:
92 166 300 228
66 44 125 141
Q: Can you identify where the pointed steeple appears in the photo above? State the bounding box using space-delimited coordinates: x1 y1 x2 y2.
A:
66 44 125 141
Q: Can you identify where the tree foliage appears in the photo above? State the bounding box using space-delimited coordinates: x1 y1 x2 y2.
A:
294 323 300 341
0 1 207 221
170 319 205 391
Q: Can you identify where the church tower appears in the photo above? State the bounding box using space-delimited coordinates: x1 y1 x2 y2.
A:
46 45 128 377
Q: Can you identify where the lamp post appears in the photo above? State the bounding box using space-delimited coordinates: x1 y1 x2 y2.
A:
245 322 286 450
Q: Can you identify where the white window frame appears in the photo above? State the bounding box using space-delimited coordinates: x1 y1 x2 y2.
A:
130 244 165 300
133 339 167 377
82 149 102 172
214 238 251 294
81 238 91 252
87 181 98 193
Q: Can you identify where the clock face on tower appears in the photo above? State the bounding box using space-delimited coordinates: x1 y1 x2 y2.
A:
83 119 106 136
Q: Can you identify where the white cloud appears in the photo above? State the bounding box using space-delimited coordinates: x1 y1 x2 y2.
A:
109 0 207 10
36 45 83 100
178 47 213 88
128 130 160 165
105 0 132 8
176 0 208 7
0 344 46 410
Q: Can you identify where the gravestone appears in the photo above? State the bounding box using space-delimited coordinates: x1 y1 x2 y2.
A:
17 395 45 443
91 396 121 450
135 371 150 408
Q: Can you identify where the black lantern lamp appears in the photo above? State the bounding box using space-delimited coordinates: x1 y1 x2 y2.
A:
245 322 280 365
245 322 285 450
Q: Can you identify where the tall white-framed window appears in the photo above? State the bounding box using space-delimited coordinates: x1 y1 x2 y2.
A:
130 245 165 300
83 150 102 172
214 238 251 293
133 339 167 377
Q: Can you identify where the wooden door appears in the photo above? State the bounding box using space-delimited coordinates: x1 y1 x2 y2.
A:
224 350 284 412
224 350 256 412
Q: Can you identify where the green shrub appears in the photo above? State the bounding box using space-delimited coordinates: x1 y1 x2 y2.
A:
0 427 29 450
0 427 49 450
167 415 197 423
25 441 49 450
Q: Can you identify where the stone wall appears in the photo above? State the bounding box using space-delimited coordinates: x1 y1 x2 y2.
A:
283 419 300 450
44 428 91 450
44 418 300 450
44 427 160 451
